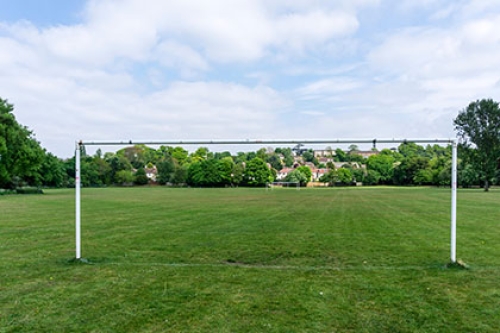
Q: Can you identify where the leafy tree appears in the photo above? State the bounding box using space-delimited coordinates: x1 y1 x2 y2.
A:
190 147 210 162
169 146 189 165
187 162 205 186
266 154 283 171
214 151 232 160
454 99 500 191
235 152 247 164
170 164 188 185
398 142 426 159
231 163 244 186
157 156 176 185
348 152 365 164
334 148 347 162
458 163 480 188
0 98 45 188
437 164 451 187
256 148 268 160
352 168 365 183
363 170 381 185
393 156 430 185
81 156 103 186
276 147 294 167
116 145 154 169
201 159 223 186
218 157 234 185
348 144 359 152
134 168 149 185
284 169 308 185
366 149 395 184
246 151 257 161
296 165 312 182
413 168 433 185
115 170 134 185
185 158 231 187
40 152 65 187
336 168 353 184
244 157 272 186
302 150 314 163
319 169 337 185
326 161 336 170
85 153 112 186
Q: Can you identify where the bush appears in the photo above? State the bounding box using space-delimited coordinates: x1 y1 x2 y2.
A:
15 187 44 194
134 168 149 185
0 189 16 195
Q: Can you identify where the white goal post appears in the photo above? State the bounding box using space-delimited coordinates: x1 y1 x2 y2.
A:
74 138 458 263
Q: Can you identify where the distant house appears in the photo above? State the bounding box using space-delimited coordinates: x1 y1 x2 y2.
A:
311 168 329 181
276 167 294 180
314 150 335 158
352 150 379 159
145 166 158 182
318 157 334 164
304 162 316 169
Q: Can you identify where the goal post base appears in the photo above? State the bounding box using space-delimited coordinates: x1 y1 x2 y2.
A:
446 260 469 270
67 258 91 265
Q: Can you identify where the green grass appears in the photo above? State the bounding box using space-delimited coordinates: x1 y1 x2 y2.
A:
1 187 499 332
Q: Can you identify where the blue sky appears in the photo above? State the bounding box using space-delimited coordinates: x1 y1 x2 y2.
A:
1 0 499 157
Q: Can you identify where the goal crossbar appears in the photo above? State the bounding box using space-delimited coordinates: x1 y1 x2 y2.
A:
75 138 458 263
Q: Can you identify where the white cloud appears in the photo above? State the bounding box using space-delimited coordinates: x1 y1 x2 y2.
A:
1 0 500 157
274 10 358 52
368 14 500 79
296 77 364 101
154 40 209 75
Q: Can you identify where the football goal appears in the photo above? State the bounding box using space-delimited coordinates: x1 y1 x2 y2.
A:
74 138 458 263
267 182 300 190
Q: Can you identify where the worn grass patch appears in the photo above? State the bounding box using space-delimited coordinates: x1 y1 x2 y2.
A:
1 187 499 332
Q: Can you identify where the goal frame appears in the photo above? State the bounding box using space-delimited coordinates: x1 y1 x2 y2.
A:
74 138 458 263
267 182 300 190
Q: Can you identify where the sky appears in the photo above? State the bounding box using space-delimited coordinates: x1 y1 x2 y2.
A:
1 0 500 158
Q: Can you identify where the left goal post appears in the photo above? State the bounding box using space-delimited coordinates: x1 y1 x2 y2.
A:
74 138 458 263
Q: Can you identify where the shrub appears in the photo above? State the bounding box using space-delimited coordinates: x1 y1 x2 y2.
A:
15 187 44 194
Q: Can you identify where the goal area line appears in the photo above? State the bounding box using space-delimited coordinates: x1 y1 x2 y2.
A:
74 138 458 263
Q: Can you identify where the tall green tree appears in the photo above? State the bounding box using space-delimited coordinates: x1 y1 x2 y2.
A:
116 145 155 169
134 167 149 185
337 168 353 184
40 152 65 187
170 164 188 185
187 161 205 186
0 98 45 188
244 157 273 186
319 169 337 185
284 169 308 185
231 163 245 186
157 156 176 185
454 99 500 191
366 149 396 184
296 165 312 182
106 155 133 184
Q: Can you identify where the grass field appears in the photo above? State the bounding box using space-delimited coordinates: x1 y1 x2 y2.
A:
1 187 499 332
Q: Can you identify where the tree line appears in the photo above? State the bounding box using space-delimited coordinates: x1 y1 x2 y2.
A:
1 97 499 191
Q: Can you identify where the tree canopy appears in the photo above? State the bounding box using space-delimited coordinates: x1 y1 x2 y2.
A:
0 98 45 189
454 99 500 191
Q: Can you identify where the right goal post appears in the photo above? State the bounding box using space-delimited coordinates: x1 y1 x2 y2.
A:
74 138 458 263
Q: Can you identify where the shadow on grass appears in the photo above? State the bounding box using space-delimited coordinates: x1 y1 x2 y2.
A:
445 259 470 270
